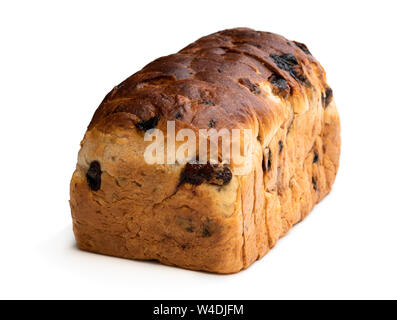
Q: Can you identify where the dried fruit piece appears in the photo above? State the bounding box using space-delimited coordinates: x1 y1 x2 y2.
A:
207 166 232 185
293 41 312 55
180 162 232 186
269 74 290 98
86 161 102 191
262 147 272 172
208 119 216 128
271 54 298 69
135 115 159 131
312 177 318 191
202 226 211 237
239 78 261 94
278 140 284 154
199 100 216 106
313 152 319 163
322 88 333 108
201 218 212 238
270 54 310 87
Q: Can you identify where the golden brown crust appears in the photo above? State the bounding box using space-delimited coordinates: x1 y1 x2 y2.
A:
70 28 340 274
88 28 328 139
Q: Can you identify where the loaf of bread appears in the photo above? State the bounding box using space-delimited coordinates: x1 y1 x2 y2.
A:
70 28 340 274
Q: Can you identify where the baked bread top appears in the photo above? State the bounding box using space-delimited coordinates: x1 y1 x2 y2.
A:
87 28 332 150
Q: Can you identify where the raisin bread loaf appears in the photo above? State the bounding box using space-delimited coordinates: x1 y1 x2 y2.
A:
70 28 340 274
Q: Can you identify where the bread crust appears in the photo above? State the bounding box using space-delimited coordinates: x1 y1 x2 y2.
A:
70 28 340 273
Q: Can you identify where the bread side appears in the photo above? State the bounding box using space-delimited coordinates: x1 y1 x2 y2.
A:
70 28 340 273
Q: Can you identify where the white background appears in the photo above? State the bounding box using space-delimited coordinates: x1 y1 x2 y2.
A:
1 0 396 300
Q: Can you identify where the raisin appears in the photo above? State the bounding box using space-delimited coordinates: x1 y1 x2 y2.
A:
293 41 312 55
86 161 102 191
322 88 333 108
267 150 272 171
313 152 319 163
175 112 182 120
180 162 232 186
135 115 159 131
209 119 216 128
270 74 290 98
217 69 222 73
279 140 284 154
239 78 261 94
181 163 206 185
312 177 318 191
202 226 212 238
199 100 216 106
270 53 310 87
263 147 272 172
208 165 232 185
271 53 298 68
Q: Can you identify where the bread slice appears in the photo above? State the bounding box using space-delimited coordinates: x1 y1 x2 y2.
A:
70 28 340 273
